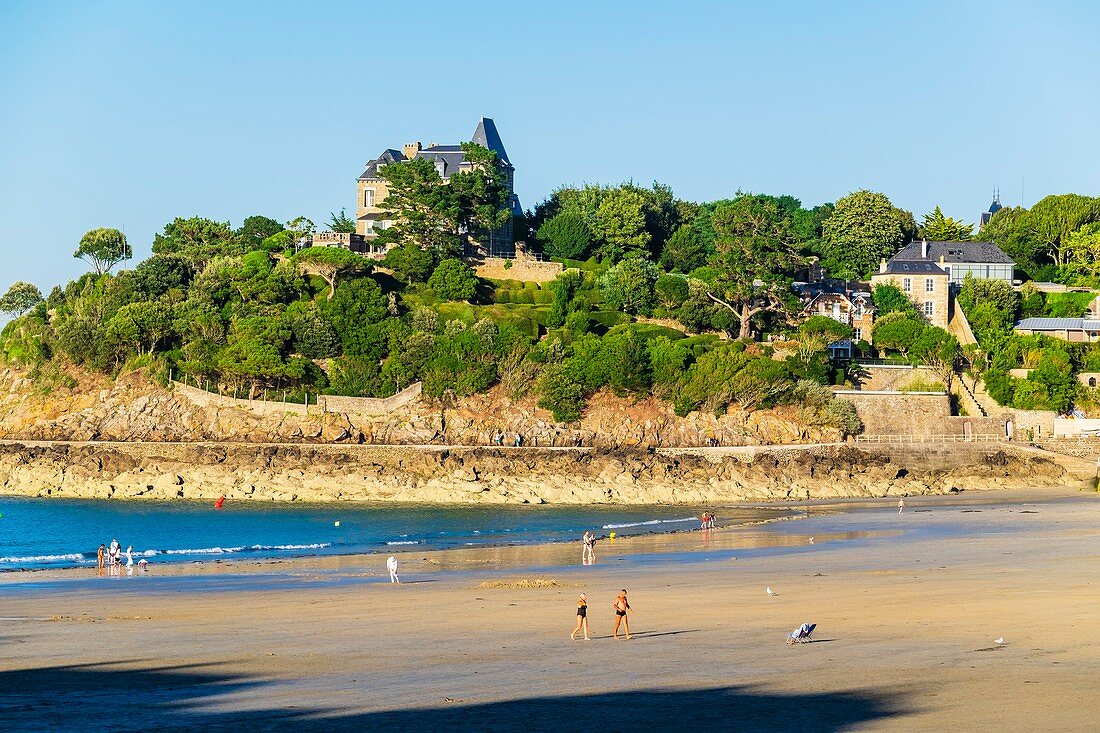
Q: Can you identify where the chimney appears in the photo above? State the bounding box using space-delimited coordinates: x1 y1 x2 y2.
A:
921 238 928 259
403 142 421 159
879 258 887 274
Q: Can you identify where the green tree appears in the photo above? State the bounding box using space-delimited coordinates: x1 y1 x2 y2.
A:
74 228 132 275
1028 194 1100 268
654 274 689 310
152 217 238 267
0 282 44 317
659 224 709 273
909 326 960 391
428 258 479 301
821 190 916 279
872 313 924 357
537 364 586 422
294 246 369 299
599 257 660 314
105 300 174 358
381 243 435 285
919 206 974 241
1060 223 1100 282
956 274 1018 318
133 255 194 298
979 206 1046 280
236 216 284 248
593 188 651 261
706 195 802 340
536 210 592 260
328 208 357 234
872 282 919 317
449 143 512 243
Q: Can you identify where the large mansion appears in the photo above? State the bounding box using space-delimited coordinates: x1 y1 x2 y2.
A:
355 117 522 258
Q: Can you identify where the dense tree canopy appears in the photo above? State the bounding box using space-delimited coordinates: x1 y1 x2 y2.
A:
919 206 974 241
820 191 916 279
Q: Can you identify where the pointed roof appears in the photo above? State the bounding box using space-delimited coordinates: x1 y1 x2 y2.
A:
471 117 512 167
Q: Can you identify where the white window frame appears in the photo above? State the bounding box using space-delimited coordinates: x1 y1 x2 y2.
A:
924 301 934 317
925 278 935 292
854 328 862 342
364 188 375 207
903 278 912 292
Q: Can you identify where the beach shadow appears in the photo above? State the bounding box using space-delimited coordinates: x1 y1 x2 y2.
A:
627 629 701 639
0 662 909 732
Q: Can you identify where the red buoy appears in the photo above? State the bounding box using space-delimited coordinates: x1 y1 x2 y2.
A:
214 496 225 509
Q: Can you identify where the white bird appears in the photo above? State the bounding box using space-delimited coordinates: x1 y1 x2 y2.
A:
767 587 778 596
334 521 341 527
994 637 1005 645
808 536 814 545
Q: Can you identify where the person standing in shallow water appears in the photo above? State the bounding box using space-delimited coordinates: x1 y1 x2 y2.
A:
898 498 905 514
97 544 105 576
387 555 400 583
582 531 596 565
613 590 632 640
571 593 590 640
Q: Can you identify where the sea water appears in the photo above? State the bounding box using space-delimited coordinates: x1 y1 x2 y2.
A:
0 497 778 570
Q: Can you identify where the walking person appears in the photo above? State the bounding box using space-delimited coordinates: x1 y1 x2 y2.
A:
97 544 105 576
613 589 632 640
570 593 590 640
108 539 120 576
582 531 596 565
387 555 400 584
898 497 905 514
125 545 135 576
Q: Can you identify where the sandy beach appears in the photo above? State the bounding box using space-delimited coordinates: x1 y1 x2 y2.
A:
2 488 1098 732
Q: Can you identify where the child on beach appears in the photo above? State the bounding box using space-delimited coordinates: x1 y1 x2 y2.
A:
613 589 632 640
570 593 590 640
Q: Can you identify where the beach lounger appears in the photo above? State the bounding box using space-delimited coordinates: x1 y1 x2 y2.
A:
786 622 816 645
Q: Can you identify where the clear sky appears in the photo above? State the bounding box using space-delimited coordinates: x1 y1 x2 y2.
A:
1 0 1098 294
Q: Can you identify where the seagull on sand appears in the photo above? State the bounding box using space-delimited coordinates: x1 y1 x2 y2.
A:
767 587 778 596
994 637 1005 645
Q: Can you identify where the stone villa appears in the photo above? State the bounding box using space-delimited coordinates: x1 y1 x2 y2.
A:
870 239 1015 329
355 117 522 258
796 282 876 355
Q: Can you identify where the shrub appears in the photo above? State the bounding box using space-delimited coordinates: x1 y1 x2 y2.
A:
428 259 479 301
537 364 586 422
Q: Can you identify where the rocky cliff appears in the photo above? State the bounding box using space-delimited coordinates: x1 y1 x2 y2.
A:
0 441 1083 505
0 366 842 448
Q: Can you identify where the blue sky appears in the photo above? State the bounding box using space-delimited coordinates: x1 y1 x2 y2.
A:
1 0 1098 293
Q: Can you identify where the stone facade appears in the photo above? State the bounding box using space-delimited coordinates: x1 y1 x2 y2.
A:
471 257 563 284
870 267 950 328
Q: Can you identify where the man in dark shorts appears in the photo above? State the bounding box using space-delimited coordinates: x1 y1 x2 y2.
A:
613 589 632 640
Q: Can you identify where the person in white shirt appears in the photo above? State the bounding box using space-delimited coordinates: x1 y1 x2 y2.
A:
387 555 400 584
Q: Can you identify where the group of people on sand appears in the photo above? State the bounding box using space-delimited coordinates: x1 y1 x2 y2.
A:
96 538 146 576
699 511 717 530
571 589 632 641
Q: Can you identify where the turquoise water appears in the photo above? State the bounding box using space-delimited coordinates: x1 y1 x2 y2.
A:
0 497 765 570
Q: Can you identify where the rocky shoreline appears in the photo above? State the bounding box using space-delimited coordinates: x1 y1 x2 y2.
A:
0 440 1088 505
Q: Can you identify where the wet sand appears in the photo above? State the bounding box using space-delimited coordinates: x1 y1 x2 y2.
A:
1 489 1098 731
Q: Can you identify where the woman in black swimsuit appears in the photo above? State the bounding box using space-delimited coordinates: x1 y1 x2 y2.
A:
571 593 590 640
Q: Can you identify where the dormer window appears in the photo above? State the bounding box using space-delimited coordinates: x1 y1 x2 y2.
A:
435 160 446 177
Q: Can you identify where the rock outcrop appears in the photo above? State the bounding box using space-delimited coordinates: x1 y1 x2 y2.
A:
0 441 1081 505
0 367 842 448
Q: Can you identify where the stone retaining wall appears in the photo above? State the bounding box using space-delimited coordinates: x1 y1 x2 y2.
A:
472 258 563 283
171 381 422 417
